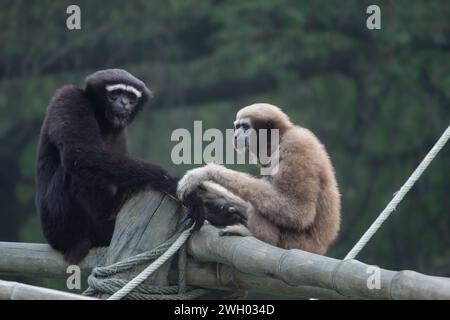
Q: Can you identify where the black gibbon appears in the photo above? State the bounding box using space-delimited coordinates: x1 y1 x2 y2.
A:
36 69 185 263
178 103 341 255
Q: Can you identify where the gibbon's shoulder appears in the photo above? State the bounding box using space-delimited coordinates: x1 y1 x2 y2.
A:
47 85 89 113
279 125 332 172
281 126 325 152
52 85 84 100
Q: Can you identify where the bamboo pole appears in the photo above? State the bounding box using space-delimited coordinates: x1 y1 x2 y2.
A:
188 225 450 299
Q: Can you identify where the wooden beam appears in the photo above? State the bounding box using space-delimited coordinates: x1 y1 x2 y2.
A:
0 242 104 279
0 280 94 300
1 189 449 299
0 242 346 299
88 188 183 298
188 225 450 300
175 259 348 299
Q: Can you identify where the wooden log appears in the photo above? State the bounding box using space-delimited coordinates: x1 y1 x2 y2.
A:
91 188 183 298
188 225 450 299
0 280 94 300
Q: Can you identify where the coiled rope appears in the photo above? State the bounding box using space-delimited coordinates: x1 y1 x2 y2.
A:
345 125 450 260
84 222 209 300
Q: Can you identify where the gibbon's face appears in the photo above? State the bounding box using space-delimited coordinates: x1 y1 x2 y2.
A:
233 117 257 154
105 84 142 128
234 114 278 164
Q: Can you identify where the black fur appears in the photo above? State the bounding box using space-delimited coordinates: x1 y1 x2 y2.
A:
197 184 247 227
36 69 180 264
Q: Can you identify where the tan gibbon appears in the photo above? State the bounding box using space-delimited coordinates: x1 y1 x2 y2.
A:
177 103 341 255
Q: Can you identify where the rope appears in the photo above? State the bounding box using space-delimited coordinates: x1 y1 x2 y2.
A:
345 125 450 260
83 223 209 300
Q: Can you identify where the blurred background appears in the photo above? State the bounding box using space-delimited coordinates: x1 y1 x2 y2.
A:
0 0 449 293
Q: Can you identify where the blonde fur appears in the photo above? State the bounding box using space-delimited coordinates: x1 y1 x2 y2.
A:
178 103 341 255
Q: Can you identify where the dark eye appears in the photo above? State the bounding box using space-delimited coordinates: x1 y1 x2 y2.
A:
108 90 121 100
241 123 250 131
127 92 138 104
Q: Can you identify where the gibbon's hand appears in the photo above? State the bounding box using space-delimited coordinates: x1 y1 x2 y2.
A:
182 189 206 231
177 164 220 201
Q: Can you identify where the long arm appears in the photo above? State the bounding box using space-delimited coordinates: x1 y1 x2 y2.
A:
178 163 319 231
61 145 179 196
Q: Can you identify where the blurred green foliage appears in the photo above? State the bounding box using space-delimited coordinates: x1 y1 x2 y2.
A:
0 0 448 293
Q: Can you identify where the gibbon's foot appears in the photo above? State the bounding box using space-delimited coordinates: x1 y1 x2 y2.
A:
63 239 92 264
197 181 248 227
219 224 252 237
204 200 247 227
